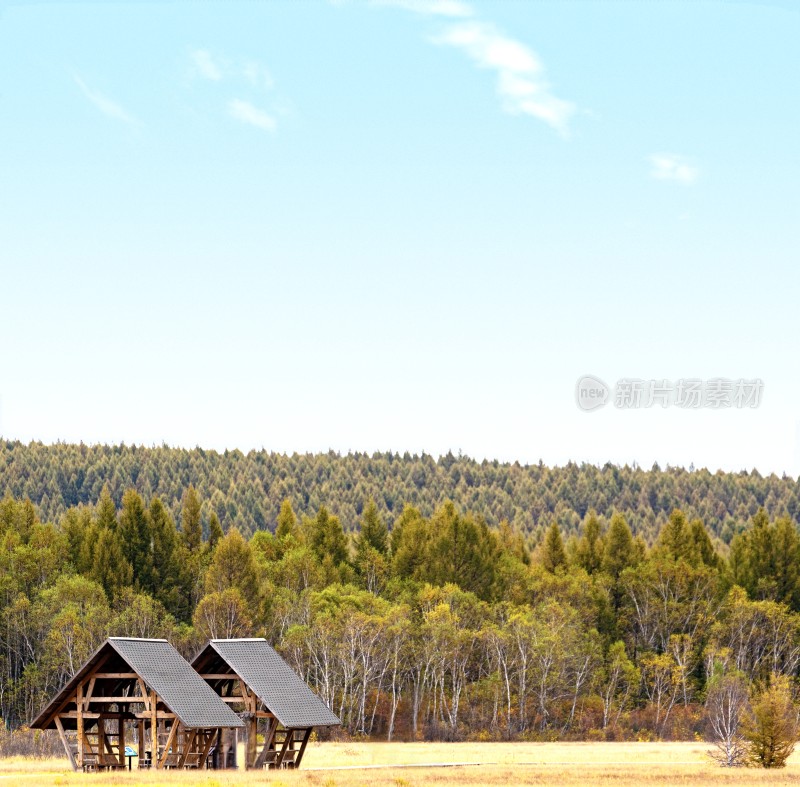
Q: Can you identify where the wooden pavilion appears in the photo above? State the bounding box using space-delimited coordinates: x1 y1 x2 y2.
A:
192 638 340 769
31 638 244 771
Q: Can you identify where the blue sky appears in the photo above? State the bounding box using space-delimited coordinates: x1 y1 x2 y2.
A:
1 0 799 475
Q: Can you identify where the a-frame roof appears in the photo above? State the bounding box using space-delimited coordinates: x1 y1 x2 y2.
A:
32 638 244 731
194 638 340 728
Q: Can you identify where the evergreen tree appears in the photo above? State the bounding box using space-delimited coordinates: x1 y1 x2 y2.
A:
148 497 185 620
391 506 429 579
208 512 224 551
542 521 567 574
181 485 203 553
424 502 499 600
771 517 800 609
205 527 260 609
576 510 603 574
729 509 800 608
689 517 719 569
61 506 94 575
118 489 154 592
356 499 388 556
602 513 637 579
657 508 691 562
91 527 132 602
95 485 117 531
306 505 349 566
275 499 300 540
743 675 799 768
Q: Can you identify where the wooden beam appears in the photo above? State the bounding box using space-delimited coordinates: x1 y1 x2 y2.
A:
198 729 215 768
84 677 96 710
178 729 196 768
254 718 278 769
86 696 147 704
45 650 112 728
294 728 312 769
93 672 139 679
54 716 77 771
134 711 176 720
138 679 150 711
245 716 258 769
119 715 125 768
199 673 236 680
158 719 180 769
76 683 84 769
150 690 158 769
274 726 293 769
97 717 106 765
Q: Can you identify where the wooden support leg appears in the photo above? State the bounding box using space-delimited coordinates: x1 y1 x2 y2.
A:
294 729 312 769
246 717 257 769
178 729 197 768
137 720 145 767
98 717 106 766
76 684 84 769
275 727 293 769
199 729 215 769
158 719 180 769
254 718 278 769
54 716 77 772
150 691 159 769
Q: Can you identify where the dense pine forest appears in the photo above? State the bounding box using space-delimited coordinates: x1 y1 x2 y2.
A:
2 440 799 544
2 441 800 746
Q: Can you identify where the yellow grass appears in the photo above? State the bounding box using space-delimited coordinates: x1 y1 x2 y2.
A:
1 742 800 786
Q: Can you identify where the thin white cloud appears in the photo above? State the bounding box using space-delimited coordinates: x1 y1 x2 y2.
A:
370 0 472 17
74 75 139 125
650 154 698 184
192 49 223 81
229 99 277 132
243 61 274 90
433 22 574 134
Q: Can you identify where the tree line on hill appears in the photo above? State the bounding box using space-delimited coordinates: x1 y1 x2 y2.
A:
2 440 800 546
2 482 800 762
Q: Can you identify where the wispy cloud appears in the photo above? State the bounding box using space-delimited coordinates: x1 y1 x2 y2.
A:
191 49 223 81
650 154 698 184
433 22 574 134
243 61 274 90
229 99 277 132
370 0 472 17
74 75 139 125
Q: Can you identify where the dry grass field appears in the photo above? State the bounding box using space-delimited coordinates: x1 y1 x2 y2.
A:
1 742 799 786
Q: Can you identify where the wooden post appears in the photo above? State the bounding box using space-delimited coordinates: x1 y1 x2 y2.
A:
150 690 158 768
97 717 105 766
158 719 180 769
254 718 278 769
76 683 84 770
54 716 77 771
137 720 145 767
199 729 216 768
294 729 312 769
246 716 257 769
119 715 125 768
178 729 197 768
274 726 293 769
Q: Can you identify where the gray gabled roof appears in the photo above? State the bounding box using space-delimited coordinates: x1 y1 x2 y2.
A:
109 638 244 729
195 638 340 728
31 638 243 730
